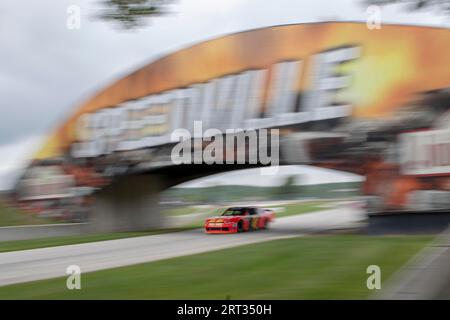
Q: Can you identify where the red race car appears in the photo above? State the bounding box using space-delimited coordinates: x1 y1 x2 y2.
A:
204 207 275 234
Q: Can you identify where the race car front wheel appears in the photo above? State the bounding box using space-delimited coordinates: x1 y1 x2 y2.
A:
237 221 244 233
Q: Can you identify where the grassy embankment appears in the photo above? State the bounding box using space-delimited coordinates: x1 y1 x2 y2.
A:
0 235 432 299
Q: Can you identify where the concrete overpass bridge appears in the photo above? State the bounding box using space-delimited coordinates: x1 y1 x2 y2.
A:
16 22 450 232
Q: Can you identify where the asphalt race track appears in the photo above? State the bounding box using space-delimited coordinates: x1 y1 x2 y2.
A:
0 207 365 286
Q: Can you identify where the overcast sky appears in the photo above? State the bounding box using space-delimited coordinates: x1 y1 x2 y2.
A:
0 0 448 189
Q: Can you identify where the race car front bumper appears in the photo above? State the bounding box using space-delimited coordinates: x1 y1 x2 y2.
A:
204 222 237 233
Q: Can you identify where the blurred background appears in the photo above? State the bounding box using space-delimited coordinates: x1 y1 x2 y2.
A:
0 0 449 300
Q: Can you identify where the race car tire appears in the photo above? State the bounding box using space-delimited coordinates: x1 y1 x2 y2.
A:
237 221 244 233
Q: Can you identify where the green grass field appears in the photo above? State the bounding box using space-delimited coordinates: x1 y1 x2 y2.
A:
0 201 57 227
164 206 202 216
0 228 192 253
0 235 432 299
269 201 329 218
164 201 328 218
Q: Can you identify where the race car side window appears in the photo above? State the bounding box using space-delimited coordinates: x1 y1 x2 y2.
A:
249 208 257 215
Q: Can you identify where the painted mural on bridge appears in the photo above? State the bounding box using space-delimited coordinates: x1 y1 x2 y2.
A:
17 22 450 216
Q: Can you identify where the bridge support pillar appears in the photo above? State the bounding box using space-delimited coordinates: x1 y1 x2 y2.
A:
90 174 165 233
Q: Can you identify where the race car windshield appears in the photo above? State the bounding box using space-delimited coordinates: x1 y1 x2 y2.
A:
222 208 247 216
